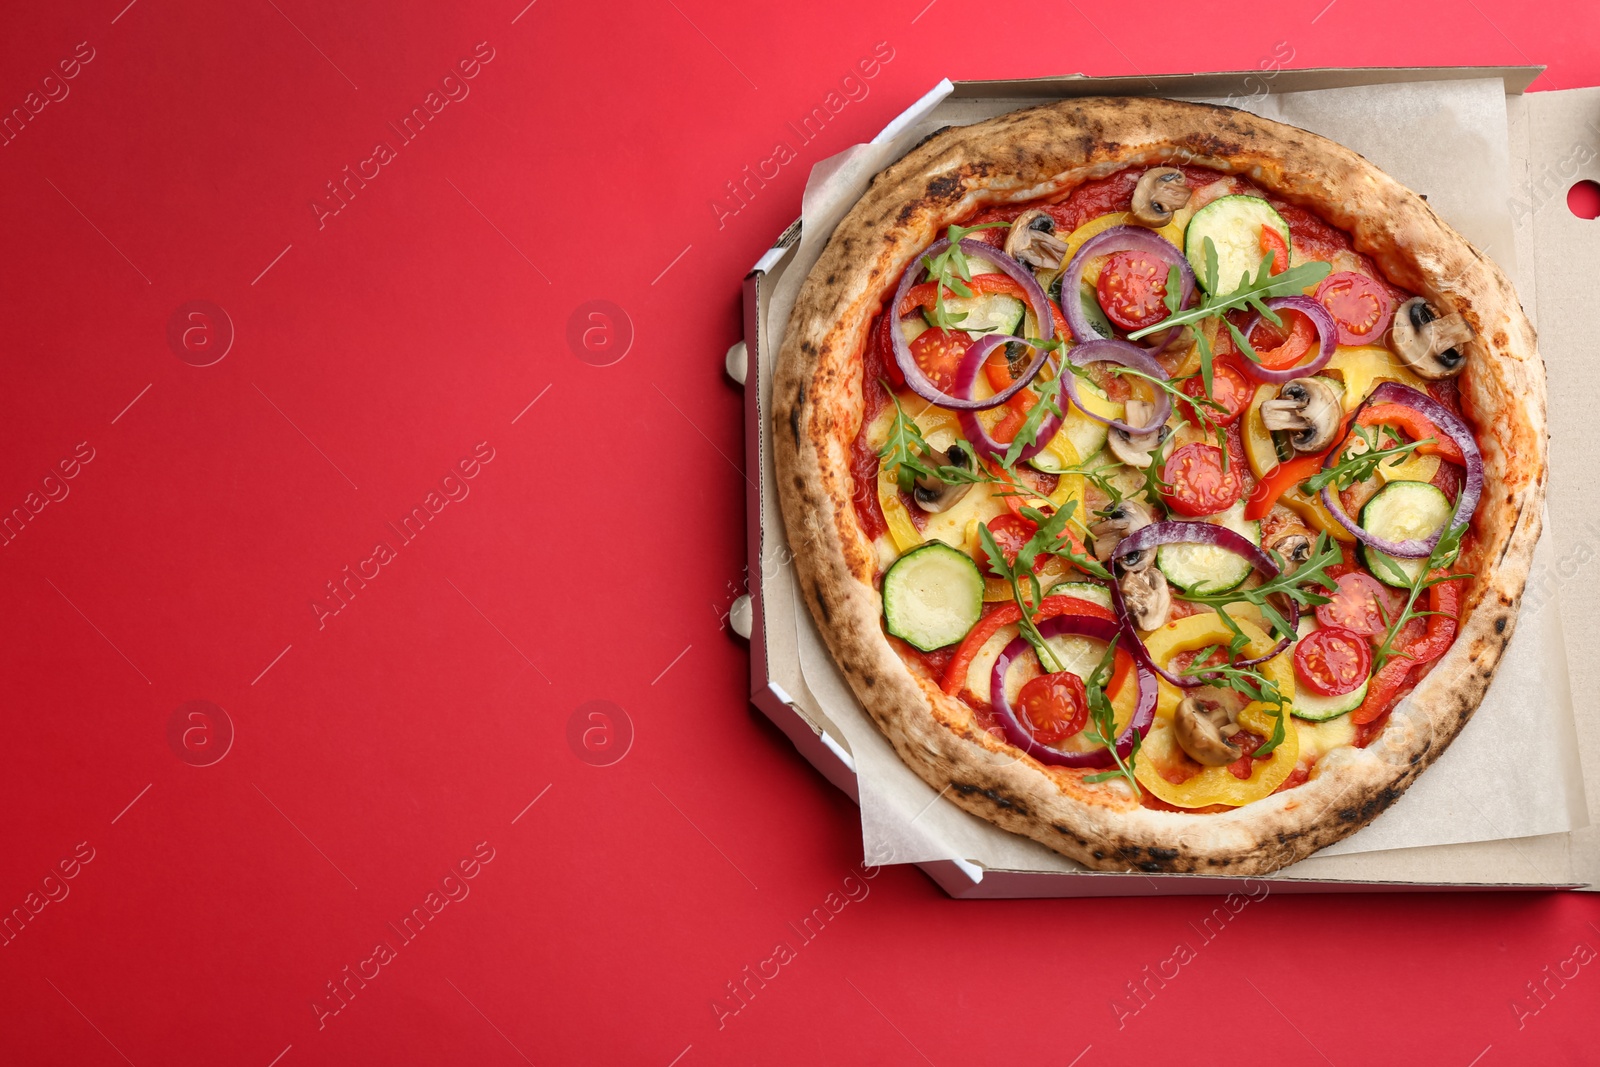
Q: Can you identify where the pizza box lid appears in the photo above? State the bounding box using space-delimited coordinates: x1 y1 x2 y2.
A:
730 66 1600 896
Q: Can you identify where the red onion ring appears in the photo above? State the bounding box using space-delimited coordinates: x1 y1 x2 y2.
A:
1059 338 1173 436
889 238 1054 410
988 614 1156 768
1060 225 1195 348
951 335 1067 462
1109 521 1300 687
1317 381 1483 559
1235 296 1337 384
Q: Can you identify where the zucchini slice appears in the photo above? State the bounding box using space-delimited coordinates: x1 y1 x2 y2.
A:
1185 195 1292 295
1291 680 1368 721
882 542 984 651
922 291 1024 338
1156 502 1262 593
1357 480 1453 588
1044 580 1114 610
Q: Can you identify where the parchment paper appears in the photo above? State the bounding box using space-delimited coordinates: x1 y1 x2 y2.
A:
776 77 1586 873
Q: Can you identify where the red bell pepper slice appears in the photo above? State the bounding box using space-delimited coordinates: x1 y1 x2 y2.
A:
1351 573 1464 725
1244 411 1355 521
899 273 1030 316
1259 226 1289 276
941 597 1130 699
1356 403 1465 465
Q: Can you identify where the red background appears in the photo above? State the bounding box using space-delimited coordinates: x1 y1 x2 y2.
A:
1 0 1597 1063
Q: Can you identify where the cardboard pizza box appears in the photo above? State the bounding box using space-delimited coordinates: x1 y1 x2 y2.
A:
733 67 1600 897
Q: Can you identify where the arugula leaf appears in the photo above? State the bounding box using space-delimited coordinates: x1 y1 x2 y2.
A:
1178 532 1342 641
876 388 938 494
978 520 1064 674
1180 648 1289 758
1163 264 1183 317
1126 253 1332 342
1371 521 1468 671
1000 343 1067 469
920 221 1011 332
1300 423 1431 496
1018 502 1112 582
1082 636 1142 796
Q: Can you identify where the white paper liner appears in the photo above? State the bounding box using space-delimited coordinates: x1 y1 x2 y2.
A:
776 77 1586 872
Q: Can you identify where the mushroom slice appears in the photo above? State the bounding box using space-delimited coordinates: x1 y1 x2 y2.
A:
1389 297 1471 379
911 442 975 514
1117 553 1171 631
1130 167 1192 228
1264 529 1313 573
1173 687 1247 767
1003 209 1069 269
1106 399 1171 469
1260 377 1343 453
1090 499 1156 567
1262 507 1315 574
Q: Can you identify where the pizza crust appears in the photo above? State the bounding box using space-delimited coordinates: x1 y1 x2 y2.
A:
772 96 1546 875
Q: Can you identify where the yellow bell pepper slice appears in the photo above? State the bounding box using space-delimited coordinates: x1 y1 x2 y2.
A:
1133 612 1299 808
1050 212 1187 287
878 464 925 554
1339 427 1441 486
1325 345 1430 413
1242 383 1282 481
1241 384 1356 541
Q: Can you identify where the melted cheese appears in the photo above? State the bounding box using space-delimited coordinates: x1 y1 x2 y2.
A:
1294 709 1358 766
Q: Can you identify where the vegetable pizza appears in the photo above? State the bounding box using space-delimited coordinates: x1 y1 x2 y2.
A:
773 97 1546 874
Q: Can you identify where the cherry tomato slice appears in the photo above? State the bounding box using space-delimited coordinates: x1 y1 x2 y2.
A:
1096 251 1172 331
1315 572 1391 636
1179 356 1254 426
907 328 973 393
1160 443 1242 517
1315 271 1395 346
1259 226 1290 276
1295 626 1373 697
1016 670 1089 744
982 514 1038 577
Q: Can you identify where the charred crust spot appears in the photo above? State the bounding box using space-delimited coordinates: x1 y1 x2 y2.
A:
826 273 836 285
789 386 805 446
861 673 876 688
911 125 953 153
1348 787 1401 823
1146 846 1180 861
925 175 963 202
950 781 1028 814
1495 616 1507 634
1136 860 1166 873
813 585 831 624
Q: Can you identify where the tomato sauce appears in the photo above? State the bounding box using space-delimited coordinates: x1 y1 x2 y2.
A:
968 166 1224 239
849 314 894 543
959 690 1009 741
1266 200 1354 261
